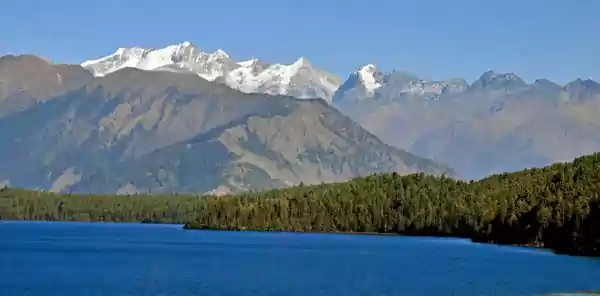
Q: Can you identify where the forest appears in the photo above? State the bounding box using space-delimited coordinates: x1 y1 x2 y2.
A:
1 153 600 256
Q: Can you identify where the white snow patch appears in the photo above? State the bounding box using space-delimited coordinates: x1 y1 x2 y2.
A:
237 58 259 67
357 64 383 94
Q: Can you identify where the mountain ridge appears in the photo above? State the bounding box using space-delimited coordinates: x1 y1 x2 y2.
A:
0 54 93 117
332 64 600 179
6 45 600 185
0 63 452 194
81 42 341 103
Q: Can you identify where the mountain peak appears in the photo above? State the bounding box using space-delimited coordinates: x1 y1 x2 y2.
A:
477 70 520 82
292 56 312 68
359 64 379 73
356 64 383 94
331 64 384 105
533 78 561 90
534 78 556 84
564 78 600 100
214 48 226 54
0 54 52 66
114 46 146 56
237 58 261 67
212 49 229 58
178 41 195 48
81 42 339 102
171 41 199 54
566 78 600 89
470 70 526 90
0 54 94 117
479 70 496 79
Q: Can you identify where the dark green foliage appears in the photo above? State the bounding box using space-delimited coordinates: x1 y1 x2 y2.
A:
0 189 204 224
2 153 600 256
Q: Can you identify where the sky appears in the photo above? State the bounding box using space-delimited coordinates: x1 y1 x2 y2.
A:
1 0 599 83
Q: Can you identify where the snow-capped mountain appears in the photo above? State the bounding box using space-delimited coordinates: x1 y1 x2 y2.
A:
332 64 468 105
356 64 385 95
330 64 386 105
81 41 341 103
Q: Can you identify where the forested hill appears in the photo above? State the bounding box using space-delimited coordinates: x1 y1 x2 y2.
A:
2 153 600 256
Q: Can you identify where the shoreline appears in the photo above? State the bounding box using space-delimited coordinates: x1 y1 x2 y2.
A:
2 219 594 257
182 224 571 255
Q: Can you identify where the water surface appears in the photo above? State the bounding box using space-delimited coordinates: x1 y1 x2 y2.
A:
1 221 599 296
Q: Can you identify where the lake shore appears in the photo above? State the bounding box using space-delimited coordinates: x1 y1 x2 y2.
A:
182 223 572 255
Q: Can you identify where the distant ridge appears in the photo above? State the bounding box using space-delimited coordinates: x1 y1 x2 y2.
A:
333 64 600 179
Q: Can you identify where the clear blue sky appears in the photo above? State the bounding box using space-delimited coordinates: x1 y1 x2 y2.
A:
1 0 598 83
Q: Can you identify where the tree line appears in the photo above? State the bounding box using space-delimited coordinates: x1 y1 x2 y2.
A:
1 153 600 256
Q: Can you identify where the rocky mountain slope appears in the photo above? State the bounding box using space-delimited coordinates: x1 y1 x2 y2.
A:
333 65 600 179
0 55 93 117
0 58 451 194
81 42 341 103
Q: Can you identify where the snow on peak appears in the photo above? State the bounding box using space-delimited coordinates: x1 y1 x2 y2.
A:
81 42 340 102
227 56 340 102
81 46 149 73
212 49 229 59
292 56 312 68
237 58 260 67
357 64 383 94
333 65 470 105
179 41 194 47
359 64 378 73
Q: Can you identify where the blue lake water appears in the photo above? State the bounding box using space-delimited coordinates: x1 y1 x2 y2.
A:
1 221 599 296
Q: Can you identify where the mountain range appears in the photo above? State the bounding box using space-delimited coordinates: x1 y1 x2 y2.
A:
333 64 600 179
81 42 341 103
0 54 449 194
2 40 600 192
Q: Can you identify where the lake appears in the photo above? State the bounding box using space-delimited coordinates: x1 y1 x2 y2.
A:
1 221 599 296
